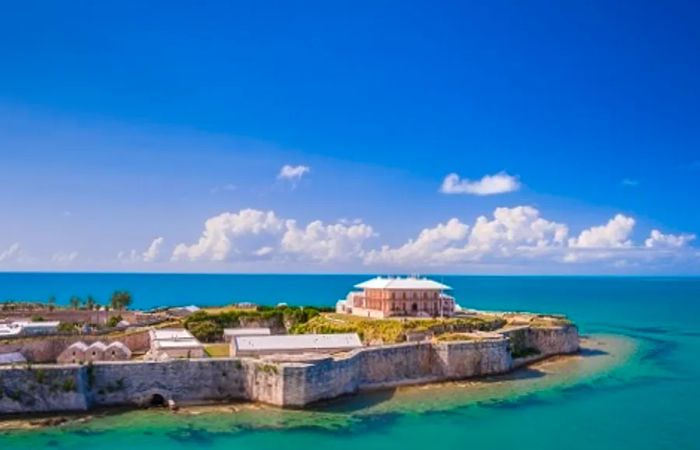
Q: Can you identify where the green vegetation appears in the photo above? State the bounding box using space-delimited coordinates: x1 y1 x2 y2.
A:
61 378 76 392
204 343 230 357
184 305 332 342
436 333 476 342
110 290 132 311
106 315 123 328
291 314 507 344
69 296 81 310
58 322 77 333
34 368 47 384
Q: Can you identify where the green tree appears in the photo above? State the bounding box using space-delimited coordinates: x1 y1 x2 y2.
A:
110 291 132 311
187 320 222 342
47 296 56 312
85 295 96 311
69 296 81 310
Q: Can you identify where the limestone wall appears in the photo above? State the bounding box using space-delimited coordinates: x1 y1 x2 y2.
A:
0 329 150 363
0 324 579 414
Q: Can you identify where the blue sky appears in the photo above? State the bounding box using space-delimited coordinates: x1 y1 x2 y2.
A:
0 1 699 274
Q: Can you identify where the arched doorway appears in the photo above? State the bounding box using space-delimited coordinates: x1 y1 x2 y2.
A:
148 393 166 407
411 303 418 313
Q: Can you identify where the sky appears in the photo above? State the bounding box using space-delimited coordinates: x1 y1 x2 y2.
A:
0 1 699 274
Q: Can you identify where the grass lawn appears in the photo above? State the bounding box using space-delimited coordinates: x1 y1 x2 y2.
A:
204 343 230 357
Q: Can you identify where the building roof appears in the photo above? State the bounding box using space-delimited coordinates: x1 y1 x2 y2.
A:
106 341 131 353
0 352 26 364
88 342 107 351
151 329 196 340
355 276 451 290
234 333 362 352
67 341 89 351
151 328 203 349
13 321 60 328
224 328 271 337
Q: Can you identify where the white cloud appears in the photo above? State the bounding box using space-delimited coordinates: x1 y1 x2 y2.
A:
365 218 469 265
51 251 78 265
172 209 284 262
143 237 165 262
278 164 310 183
119 237 166 263
171 209 375 264
281 220 375 262
645 230 696 248
0 243 21 262
364 207 697 269
440 172 520 195
568 214 635 248
366 206 567 266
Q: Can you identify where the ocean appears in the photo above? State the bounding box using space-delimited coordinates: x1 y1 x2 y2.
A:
1 274 699 449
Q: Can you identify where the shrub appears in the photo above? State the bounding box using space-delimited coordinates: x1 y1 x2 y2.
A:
188 320 223 342
106 315 123 328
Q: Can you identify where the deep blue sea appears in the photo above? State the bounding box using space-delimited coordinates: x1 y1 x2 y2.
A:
1 274 699 449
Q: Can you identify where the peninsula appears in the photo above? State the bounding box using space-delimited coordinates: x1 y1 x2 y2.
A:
0 277 579 415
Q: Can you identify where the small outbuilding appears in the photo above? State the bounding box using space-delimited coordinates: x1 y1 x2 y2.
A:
223 327 271 342
104 341 132 361
230 333 362 357
149 328 205 359
57 341 89 364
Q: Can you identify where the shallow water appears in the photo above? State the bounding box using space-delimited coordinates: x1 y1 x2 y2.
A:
1 275 699 449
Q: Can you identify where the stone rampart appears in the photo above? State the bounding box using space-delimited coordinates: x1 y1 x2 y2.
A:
0 324 578 414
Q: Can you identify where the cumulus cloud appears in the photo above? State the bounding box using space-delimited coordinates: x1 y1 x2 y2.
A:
365 207 696 269
278 164 310 184
568 214 635 248
143 237 165 262
365 218 470 265
645 230 696 248
0 243 21 262
119 237 165 263
171 209 375 263
281 220 375 262
440 172 520 195
51 251 78 265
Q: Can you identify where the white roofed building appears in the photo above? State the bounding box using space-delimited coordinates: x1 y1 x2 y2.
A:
148 328 205 360
223 327 271 342
336 276 456 319
230 333 362 357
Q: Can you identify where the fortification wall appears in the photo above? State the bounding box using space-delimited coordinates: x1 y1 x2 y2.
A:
0 324 579 413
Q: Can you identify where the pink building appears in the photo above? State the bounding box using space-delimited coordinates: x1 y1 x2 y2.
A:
336 276 456 318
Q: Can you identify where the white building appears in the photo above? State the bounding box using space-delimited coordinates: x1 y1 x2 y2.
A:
0 320 60 337
149 328 205 359
0 352 27 365
230 333 362 357
223 327 271 342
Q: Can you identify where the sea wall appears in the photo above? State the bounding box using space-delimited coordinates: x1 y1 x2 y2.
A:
0 325 578 414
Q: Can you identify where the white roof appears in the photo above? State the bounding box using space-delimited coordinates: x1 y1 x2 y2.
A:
151 329 196 340
154 339 203 349
224 328 271 336
0 352 26 364
88 342 107 351
234 333 362 352
13 321 60 328
355 276 451 290
67 341 89 351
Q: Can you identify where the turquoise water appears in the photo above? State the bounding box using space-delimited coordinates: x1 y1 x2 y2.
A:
1 274 699 449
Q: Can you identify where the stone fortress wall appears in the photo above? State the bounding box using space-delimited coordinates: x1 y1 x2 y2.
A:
0 325 579 414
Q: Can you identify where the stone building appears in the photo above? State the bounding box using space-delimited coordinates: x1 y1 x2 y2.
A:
57 341 132 364
336 276 456 319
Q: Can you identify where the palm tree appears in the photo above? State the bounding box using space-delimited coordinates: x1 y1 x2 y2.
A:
110 291 132 312
69 296 81 310
47 296 56 312
85 295 96 311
